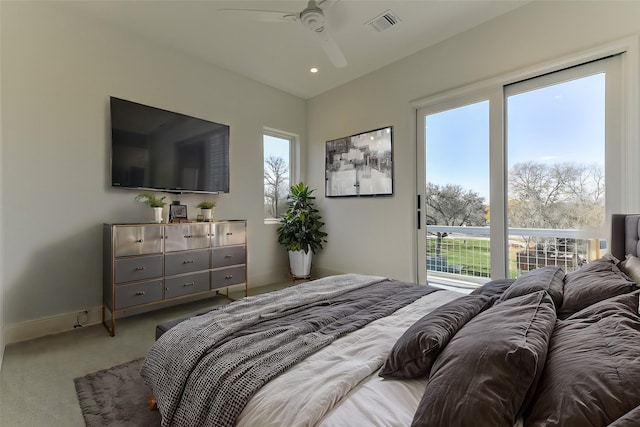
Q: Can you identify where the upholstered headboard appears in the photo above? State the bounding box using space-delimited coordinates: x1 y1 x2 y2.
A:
611 214 640 260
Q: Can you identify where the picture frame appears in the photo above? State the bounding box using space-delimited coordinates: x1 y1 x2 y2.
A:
169 204 188 222
325 126 393 197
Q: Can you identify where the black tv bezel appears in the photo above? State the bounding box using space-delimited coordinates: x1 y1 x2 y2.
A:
109 97 230 194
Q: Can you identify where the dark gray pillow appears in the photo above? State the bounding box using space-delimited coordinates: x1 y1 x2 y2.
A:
379 293 494 379
524 291 640 426
609 405 640 427
469 278 515 299
500 266 564 308
558 258 636 319
411 291 556 427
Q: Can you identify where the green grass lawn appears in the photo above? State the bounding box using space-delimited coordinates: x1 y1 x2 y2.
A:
427 237 524 278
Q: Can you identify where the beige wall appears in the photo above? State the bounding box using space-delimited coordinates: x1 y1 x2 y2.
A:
2 0 640 344
0 2 304 330
307 1 640 282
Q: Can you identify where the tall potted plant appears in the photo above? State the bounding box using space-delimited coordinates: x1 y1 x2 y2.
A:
277 182 327 278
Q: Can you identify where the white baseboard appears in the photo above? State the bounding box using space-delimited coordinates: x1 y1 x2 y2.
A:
4 306 103 345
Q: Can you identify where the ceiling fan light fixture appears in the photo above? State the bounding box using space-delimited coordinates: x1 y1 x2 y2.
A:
301 8 324 31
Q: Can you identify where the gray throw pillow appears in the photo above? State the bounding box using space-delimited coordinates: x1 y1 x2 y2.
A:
379 293 494 379
412 291 556 427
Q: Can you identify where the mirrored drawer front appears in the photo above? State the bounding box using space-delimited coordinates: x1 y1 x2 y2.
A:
165 224 210 252
165 271 210 299
211 266 246 290
165 250 210 276
211 246 246 269
115 255 163 284
114 225 163 257
211 222 246 247
115 280 163 309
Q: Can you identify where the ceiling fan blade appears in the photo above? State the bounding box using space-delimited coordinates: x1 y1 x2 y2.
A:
217 9 298 23
314 29 347 68
318 0 339 10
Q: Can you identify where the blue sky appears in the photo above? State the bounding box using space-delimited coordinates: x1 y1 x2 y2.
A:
426 73 605 201
264 134 291 178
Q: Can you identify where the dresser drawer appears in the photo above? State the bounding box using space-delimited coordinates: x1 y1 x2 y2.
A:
165 249 209 276
211 265 246 290
211 245 246 268
115 280 163 309
165 223 210 252
114 255 163 284
165 271 210 299
114 225 163 257
211 222 246 247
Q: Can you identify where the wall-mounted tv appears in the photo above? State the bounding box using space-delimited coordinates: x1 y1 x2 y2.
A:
110 97 230 194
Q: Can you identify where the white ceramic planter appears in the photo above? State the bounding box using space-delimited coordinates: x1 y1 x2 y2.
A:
201 208 213 221
288 249 313 278
153 207 163 223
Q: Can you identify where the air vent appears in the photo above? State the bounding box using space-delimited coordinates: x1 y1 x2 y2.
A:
366 10 401 32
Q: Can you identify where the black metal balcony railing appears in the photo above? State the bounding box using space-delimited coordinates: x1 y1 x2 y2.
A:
426 225 597 281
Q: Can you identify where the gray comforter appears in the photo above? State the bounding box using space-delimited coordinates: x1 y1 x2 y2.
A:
141 274 439 427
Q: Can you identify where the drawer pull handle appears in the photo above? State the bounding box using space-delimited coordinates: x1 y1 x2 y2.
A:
135 291 146 296
135 266 145 271
226 232 233 236
224 255 233 259
184 235 192 239
136 239 143 243
225 275 233 279
183 260 195 264
183 282 195 287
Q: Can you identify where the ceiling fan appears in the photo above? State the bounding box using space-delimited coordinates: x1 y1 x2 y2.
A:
218 0 347 68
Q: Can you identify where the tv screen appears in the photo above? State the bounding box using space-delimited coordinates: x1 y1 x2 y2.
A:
110 97 230 194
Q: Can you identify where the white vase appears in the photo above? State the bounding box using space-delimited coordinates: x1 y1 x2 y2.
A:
288 249 313 278
201 208 213 221
153 207 163 223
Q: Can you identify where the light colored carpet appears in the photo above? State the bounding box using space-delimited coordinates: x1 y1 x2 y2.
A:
0 282 291 427
74 358 160 426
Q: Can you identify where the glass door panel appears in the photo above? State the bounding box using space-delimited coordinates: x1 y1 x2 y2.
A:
420 100 490 285
505 56 621 277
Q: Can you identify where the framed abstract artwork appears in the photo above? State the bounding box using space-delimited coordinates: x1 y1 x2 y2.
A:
325 126 393 197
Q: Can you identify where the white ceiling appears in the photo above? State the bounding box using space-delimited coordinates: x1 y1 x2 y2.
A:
62 0 529 99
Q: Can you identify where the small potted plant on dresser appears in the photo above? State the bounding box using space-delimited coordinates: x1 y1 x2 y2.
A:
277 182 327 279
135 193 167 223
196 201 216 222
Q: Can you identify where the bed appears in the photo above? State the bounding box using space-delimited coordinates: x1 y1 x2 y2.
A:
141 214 640 426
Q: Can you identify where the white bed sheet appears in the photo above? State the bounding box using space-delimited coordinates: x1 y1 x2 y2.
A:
236 289 463 427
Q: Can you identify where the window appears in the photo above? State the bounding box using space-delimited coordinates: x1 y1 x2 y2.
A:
263 130 296 221
416 49 628 285
505 59 620 276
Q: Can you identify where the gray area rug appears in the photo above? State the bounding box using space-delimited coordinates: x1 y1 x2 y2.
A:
74 358 161 427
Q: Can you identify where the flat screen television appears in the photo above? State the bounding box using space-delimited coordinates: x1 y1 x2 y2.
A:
110 97 230 194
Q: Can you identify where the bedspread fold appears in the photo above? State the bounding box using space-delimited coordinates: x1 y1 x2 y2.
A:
141 274 439 427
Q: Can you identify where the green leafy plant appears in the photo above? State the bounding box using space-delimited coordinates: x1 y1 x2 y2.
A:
135 193 167 208
277 182 327 254
196 201 216 209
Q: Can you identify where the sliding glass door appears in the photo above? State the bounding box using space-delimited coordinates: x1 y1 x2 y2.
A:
417 54 622 285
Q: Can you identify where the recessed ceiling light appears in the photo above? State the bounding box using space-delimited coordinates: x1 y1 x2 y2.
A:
310 67 319 73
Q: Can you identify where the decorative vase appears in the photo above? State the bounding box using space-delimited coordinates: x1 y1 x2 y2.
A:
153 207 163 223
201 208 213 222
288 249 313 278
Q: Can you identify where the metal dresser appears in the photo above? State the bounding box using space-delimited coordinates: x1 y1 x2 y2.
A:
102 220 247 336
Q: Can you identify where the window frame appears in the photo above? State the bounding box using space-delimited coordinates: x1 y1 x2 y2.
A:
263 127 299 224
413 36 638 283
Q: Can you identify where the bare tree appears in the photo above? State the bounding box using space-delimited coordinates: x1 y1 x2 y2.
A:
264 155 289 218
509 161 604 229
426 183 487 255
